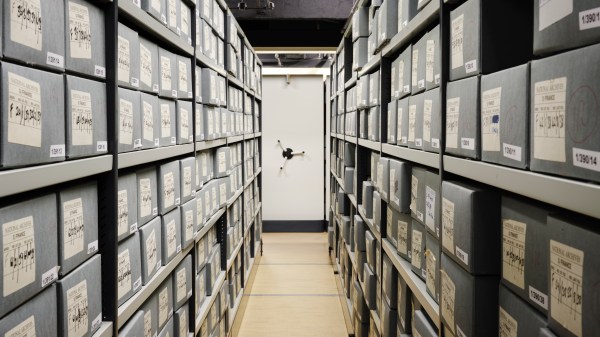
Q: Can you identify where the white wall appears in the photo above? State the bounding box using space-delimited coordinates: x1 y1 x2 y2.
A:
262 75 325 221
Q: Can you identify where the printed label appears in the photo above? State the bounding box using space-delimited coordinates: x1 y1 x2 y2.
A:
161 104 171 138
71 90 93 146
97 141 107 152
46 52 65 69
446 97 460 149
416 138 422 147
423 100 432 142
550 240 583 336
87 240 98 255
63 198 85 260
411 229 423 269
158 287 169 326
160 56 172 91
92 314 102 332
432 138 440 149
482 87 502 152
178 61 188 93
140 178 152 218
69 2 92 59
398 60 405 95
539 0 573 31
7 72 42 148
534 77 567 162
41 266 57 288
451 14 464 69
163 172 175 209
408 104 417 142
435 74 441 85
503 219 526 289
180 108 189 141
133 278 141 293
455 246 469 266
146 229 157 277
143 101 154 142
573 147 600 172
5 316 36 337
442 197 455 253
426 249 436 296
117 249 132 300
151 0 161 13
94 66 106 78
140 44 153 88
119 98 134 145
411 49 419 87
441 269 456 330
49 144 65 158
579 7 600 30
465 60 477 74
117 36 130 83
529 285 549 310
404 85 410 93
166 219 177 257
67 280 89 337
3 216 36 296
425 186 436 232
426 39 435 83
503 143 522 162
461 137 475 150
499 306 518 337
176 268 187 302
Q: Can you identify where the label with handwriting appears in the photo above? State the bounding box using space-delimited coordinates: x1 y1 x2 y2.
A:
411 49 419 87
499 306 517 337
3 216 36 297
482 87 502 152
183 167 192 197
412 229 423 269
117 36 130 83
160 56 172 91
502 219 526 289
181 6 190 36
534 77 567 162
163 172 175 209
67 280 89 337
550 240 583 336
8 72 42 148
63 198 85 260
143 309 153 337
451 14 464 70
166 219 177 257
423 99 432 143
158 286 169 326
425 186 436 233
180 107 189 141
5 315 35 337
211 187 217 214
408 104 417 142
168 0 177 29
196 196 204 224
139 178 152 218
142 101 154 142
119 99 133 145
11 0 43 51
71 90 93 146
410 175 418 213
441 269 456 331
117 190 128 236
68 2 92 59
185 210 194 243
178 61 188 93
397 106 403 143
176 268 187 302
140 43 152 89
117 249 131 300
426 249 436 296
446 97 460 149
160 104 171 138
442 197 455 253
426 39 435 83
145 229 157 277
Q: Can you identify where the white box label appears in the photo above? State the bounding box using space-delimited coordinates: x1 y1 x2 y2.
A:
94 66 106 78
455 245 469 266
408 104 417 142
432 138 440 149
167 219 177 257
446 97 460 149
71 89 94 146
97 141 108 152
133 277 141 291
87 240 98 255
119 98 134 145
63 197 85 260
461 137 475 151
579 7 600 30
415 138 422 147
411 229 423 269
425 186 436 233
117 36 131 83
572 147 600 172
503 219 527 289
140 178 152 218
451 14 464 69
117 249 131 300
140 43 153 88
426 249 436 296
423 99 432 143
68 2 92 60
3 216 36 296
143 101 154 142
7 72 42 148
66 280 89 337
539 0 573 31
442 197 455 253
160 56 172 91
117 190 129 236
426 39 435 83
46 52 64 68
163 172 175 209
503 143 522 162
50 144 65 158
161 104 172 138
92 314 102 332
534 77 567 162
499 307 518 337
41 266 58 288
464 59 477 74
146 229 158 277
411 49 419 87
176 268 187 302
482 87 502 152
10 0 43 50
158 286 169 326
549 240 583 336
5 315 36 337
529 285 549 310
440 269 456 330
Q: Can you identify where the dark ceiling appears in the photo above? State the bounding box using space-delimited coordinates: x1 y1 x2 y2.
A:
225 0 354 48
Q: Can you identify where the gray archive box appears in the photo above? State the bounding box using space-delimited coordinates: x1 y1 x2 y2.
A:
480 64 529 169
534 0 600 55
159 48 178 99
119 310 144 337
117 23 140 90
373 190 384 232
411 219 426 280
377 0 398 47
364 263 377 310
530 43 600 183
353 37 368 71
425 232 440 303
344 142 356 167
393 46 412 100
387 100 398 144
410 166 426 224
2 0 65 71
174 302 190 337
118 87 142 153
214 147 231 178
196 268 207 311
368 106 380 142
501 195 550 314
65 75 108 159
202 68 219 106
422 87 441 153
118 173 138 242
140 92 160 149
354 215 367 252
218 76 227 107
180 2 192 46
137 166 159 227
177 100 193 144
117 232 142 307
398 0 418 33
57 255 102 337
141 0 167 24
397 214 413 261
177 56 192 100
180 199 196 249
352 6 369 41
345 167 355 195
139 217 162 285
365 230 377 272
166 0 181 36
441 180 500 275
139 37 160 94
395 97 410 147
58 181 99 276
196 103 205 141
411 37 426 94
359 110 367 139
0 286 57 337
357 75 369 108
157 277 174 331
377 157 390 201
499 285 547 337
64 0 106 79
540 328 558 337
440 253 499 337
547 214 600 337
352 280 370 323
1 62 65 167
362 181 375 218
382 253 398 308
414 310 437 337
162 208 182 265
196 234 207 271
180 157 196 204
425 25 441 90
397 274 411 332
195 67 203 103
381 297 398 337
354 314 369 337
407 93 423 150
0 194 58 318
159 99 177 147
369 71 380 107
173 255 193 310
445 75 480 160
449 0 532 81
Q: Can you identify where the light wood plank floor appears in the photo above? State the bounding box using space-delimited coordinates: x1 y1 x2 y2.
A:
236 233 348 337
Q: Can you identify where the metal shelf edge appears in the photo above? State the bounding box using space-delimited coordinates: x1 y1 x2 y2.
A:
195 208 225 243
226 239 244 271
357 54 381 77
357 138 381 152
118 144 194 169
194 272 227 334
381 144 440 169
227 135 244 144
196 53 227 76
227 289 245 331
357 205 381 241
196 138 227 151
227 188 243 207
91 322 113 337
382 1 440 58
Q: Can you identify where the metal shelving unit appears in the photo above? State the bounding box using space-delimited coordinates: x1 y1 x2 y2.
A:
194 272 227 334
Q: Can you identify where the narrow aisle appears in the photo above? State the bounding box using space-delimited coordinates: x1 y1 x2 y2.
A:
236 233 348 337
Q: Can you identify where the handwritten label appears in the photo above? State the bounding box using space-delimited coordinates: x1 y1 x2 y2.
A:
3 216 36 296
140 178 152 218
185 210 194 243
442 197 455 253
146 229 158 277
119 98 134 145
163 172 175 209
482 87 502 152
411 49 419 87
166 219 177 257
63 198 85 260
176 268 187 302
503 219 526 289
411 229 423 270
499 306 518 337
143 310 153 337
425 186 436 233
117 190 129 236
423 99 432 143
158 286 169 326
7 72 42 148
178 61 188 94
408 104 417 142
117 249 131 300
441 269 456 331
67 280 89 337
142 101 154 143
446 97 460 149
550 240 583 336
140 44 152 88
11 0 43 51
6 315 36 337
534 77 567 162
68 2 92 59
71 90 93 146
426 249 436 296
160 104 171 139
160 56 172 91
180 107 190 142
117 36 130 83
451 14 464 69
426 39 435 83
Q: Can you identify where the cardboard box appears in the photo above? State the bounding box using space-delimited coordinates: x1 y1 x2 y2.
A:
158 48 178 99
0 285 57 336
373 190 384 232
202 68 219 106
480 64 529 169
2 0 65 71
352 280 370 323
214 147 231 178
365 230 377 272
382 253 398 308
202 105 216 140
118 23 140 89
1 62 66 167
425 232 440 303
498 285 547 337
413 310 437 337
425 25 441 90
139 217 162 285
137 166 159 227
117 232 142 307
158 161 181 215
445 75 480 160
119 310 144 336
179 158 196 205
417 0 431 11
397 0 417 32
157 277 174 332
180 2 192 45
530 43 600 183
501 195 550 313
176 100 193 144
407 93 423 150
424 169 441 238
141 294 159 337
353 37 369 71
441 180 500 274
176 56 192 101
173 255 192 310
139 93 160 150
161 208 182 265
218 76 227 107
411 38 426 94
352 6 369 41
159 98 177 147
357 75 369 109
57 255 102 337
118 88 141 153
395 46 413 100
58 181 99 276
440 253 499 337
410 166 426 224
397 273 411 333
195 103 205 141
381 296 398 337
354 215 367 252
205 244 221 295
387 100 398 144
378 0 398 47
411 219 426 280
392 97 408 148
449 0 532 81
166 0 181 36
118 173 138 242
421 88 441 153
64 0 106 79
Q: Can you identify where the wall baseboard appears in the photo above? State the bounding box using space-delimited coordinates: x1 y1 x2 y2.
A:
263 220 326 232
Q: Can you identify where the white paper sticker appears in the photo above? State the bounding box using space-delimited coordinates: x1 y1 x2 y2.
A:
185 210 194 242
69 2 92 60
10 0 43 51
573 147 600 172
435 74 441 85
180 108 190 141
142 101 154 143
178 61 188 93
119 98 134 146
118 36 131 83
461 137 475 150
117 190 129 236
176 268 187 302
133 277 141 292
455 245 469 266
465 60 477 74
539 0 573 31
140 178 152 218
440 269 456 330
411 49 419 87
3 216 36 296
442 197 455 253
166 219 177 257
7 72 42 148
163 172 175 209
96 141 107 152
67 280 89 337
426 39 435 83
534 77 567 162
92 314 102 332
503 219 526 289
41 266 58 288
63 198 85 260
152 208 157 216
140 44 153 88
408 104 417 142
446 97 460 149
94 66 106 78
160 56 172 91
158 286 169 326
168 0 177 29
6 315 36 337
132 0 141 7
146 229 158 277
426 249 436 296
131 77 139 88
183 167 192 197
579 7 600 30
482 87 502 152
416 138 423 147
423 99 432 143
411 229 423 269
425 186 436 232
451 14 464 69
499 306 518 337
410 175 418 213
71 90 94 146
87 240 98 255
144 309 153 337
117 249 131 300
432 138 440 149
151 0 161 13
550 240 583 336
503 143 522 162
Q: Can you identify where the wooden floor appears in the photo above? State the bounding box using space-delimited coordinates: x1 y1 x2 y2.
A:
236 233 348 337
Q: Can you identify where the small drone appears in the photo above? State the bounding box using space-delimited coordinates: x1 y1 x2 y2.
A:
278 140 305 170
